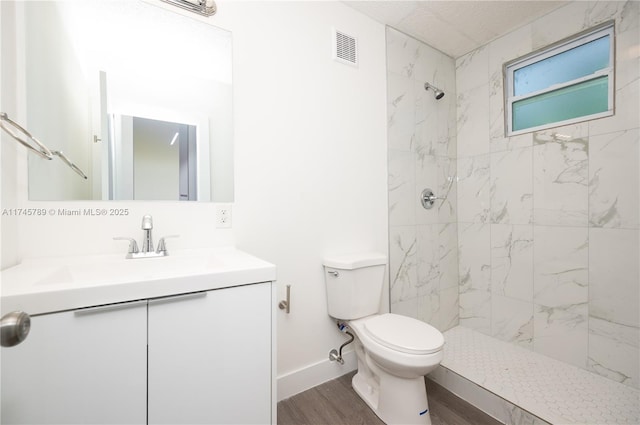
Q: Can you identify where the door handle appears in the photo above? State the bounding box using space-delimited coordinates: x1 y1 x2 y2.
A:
1 311 31 347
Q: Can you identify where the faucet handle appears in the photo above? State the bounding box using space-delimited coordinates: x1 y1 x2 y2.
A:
156 235 179 254
113 237 139 254
141 215 153 230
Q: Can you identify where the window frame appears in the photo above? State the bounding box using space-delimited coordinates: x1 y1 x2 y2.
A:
504 21 615 136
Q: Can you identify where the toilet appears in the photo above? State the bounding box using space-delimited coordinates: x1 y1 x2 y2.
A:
324 253 444 425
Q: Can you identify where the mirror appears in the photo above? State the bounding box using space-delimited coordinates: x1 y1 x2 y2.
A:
21 0 233 201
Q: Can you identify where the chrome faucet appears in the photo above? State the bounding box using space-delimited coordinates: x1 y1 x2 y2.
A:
114 215 179 259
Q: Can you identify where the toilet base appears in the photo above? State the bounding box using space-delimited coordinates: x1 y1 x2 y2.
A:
352 369 431 425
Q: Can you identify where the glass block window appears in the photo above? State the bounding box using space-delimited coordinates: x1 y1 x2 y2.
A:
504 22 614 136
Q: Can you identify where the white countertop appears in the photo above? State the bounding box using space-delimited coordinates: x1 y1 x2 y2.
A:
1 247 276 316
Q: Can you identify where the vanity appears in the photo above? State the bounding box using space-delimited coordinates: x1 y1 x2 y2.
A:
1 248 277 424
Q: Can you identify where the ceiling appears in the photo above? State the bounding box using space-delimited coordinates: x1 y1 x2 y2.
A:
343 1 569 58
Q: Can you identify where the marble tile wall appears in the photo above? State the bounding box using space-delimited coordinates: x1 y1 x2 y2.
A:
386 27 459 332
455 1 639 389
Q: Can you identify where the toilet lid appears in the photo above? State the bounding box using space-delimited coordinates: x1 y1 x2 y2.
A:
362 314 444 355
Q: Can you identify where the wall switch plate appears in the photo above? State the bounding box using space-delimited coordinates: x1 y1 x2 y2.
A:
215 204 232 228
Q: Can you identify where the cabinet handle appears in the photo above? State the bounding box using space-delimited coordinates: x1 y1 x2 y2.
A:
74 300 148 316
149 291 208 306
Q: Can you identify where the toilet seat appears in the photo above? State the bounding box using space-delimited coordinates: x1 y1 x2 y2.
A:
361 314 444 355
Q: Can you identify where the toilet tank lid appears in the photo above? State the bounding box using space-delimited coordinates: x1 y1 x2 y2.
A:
323 253 387 269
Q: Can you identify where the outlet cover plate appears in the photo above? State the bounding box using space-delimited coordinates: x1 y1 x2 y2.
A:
215 204 232 228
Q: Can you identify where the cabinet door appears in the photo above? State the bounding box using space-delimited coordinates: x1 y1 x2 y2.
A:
148 283 272 424
1 301 147 424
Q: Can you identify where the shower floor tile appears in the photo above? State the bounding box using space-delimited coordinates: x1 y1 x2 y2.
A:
440 326 640 425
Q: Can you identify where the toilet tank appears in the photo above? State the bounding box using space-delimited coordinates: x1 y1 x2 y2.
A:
323 253 387 320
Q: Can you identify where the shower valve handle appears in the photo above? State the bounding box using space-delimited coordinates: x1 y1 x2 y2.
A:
421 188 444 210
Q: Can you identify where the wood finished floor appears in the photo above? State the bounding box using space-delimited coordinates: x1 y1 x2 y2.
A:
277 371 502 425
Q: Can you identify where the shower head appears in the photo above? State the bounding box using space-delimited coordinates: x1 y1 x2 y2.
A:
424 83 445 100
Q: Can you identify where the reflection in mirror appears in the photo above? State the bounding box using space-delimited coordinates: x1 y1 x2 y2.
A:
21 0 233 202
109 116 199 201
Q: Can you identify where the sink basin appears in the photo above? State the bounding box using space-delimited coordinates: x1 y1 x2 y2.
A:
35 266 75 286
1 248 276 315
34 256 206 286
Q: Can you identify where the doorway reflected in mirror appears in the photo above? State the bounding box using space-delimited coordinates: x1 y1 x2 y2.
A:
109 116 198 201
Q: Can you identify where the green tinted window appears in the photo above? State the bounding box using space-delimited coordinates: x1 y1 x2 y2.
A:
513 76 609 131
505 22 614 135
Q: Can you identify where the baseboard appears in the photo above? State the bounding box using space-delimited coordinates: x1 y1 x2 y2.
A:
277 350 357 401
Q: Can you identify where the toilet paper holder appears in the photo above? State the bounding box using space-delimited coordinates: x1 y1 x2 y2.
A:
278 284 291 314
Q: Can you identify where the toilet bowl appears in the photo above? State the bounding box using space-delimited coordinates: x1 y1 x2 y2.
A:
345 314 443 425
324 254 445 425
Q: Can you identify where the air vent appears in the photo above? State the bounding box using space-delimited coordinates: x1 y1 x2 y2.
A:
333 29 358 67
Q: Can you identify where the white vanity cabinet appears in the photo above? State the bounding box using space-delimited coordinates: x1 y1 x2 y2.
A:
148 283 272 424
1 301 148 425
1 248 277 425
2 282 274 425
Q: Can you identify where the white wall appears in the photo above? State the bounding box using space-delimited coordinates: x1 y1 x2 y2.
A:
215 1 388 398
1 0 388 399
1 0 21 269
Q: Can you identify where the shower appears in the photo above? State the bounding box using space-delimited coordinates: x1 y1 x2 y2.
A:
424 82 445 100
